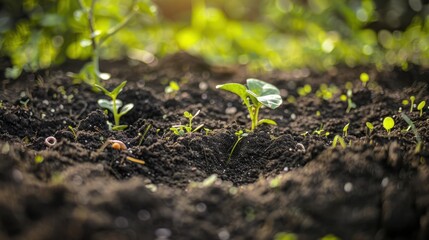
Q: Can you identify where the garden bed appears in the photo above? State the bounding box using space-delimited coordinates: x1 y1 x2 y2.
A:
1 52 429 239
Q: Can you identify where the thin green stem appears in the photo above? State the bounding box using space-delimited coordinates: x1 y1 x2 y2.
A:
228 135 243 163
99 10 137 46
112 97 119 126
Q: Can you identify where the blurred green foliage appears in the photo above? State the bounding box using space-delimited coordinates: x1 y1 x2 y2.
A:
1 0 429 78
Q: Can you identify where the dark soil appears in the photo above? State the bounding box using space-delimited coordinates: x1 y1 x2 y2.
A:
1 52 429 240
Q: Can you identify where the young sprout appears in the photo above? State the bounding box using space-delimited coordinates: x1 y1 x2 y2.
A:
138 124 152 146
216 78 282 131
313 124 325 136
332 135 346 149
340 90 356 113
165 81 180 96
170 110 204 136
35 155 44 164
343 123 350 137
68 125 78 141
366 122 374 135
417 100 426 117
297 84 312 97
228 130 248 163
382 117 395 135
96 81 134 131
401 113 422 154
409 96 415 112
360 72 369 87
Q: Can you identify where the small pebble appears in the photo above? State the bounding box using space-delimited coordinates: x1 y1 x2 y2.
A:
225 107 237 115
344 182 353 192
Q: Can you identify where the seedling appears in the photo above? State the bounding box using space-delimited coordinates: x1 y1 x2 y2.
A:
382 116 395 135
409 96 415 112
138 124 152 146
297 84 312 97
332 135 346 149
313 124 325 136
165 81 180 96
417 100 426 117
68 125 78 141
366 122 374 135
343 123 350 137
228 130 248 163
170 110 204 136
216 78 282 131
340 89 356 113
401 113 423 153
96 81 134 131
35 155 44 164
360 72 369 87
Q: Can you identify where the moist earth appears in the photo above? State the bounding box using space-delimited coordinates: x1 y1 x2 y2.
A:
1 52 429 240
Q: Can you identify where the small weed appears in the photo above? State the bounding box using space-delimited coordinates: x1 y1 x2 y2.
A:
297 84 312 97
170 110 204 136
401 113 423 153
96 81 134 131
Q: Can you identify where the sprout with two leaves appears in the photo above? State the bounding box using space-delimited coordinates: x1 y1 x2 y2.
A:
216 78 282 131
96 81 134 131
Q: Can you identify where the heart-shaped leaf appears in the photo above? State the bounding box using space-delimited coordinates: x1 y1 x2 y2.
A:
247 78 280 97
216 83 249 106
256 94 282 109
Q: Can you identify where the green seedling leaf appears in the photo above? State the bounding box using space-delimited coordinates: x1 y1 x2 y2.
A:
383 117 395 134
184 111 192 118
366 122 374 130
332 135 346 149
217 78 282 130
417 100 426 116
247 78 282 109
110 81 127 98
112 125 129 131
343 123 350 136
98 99 122 112
119 103 134 116
360 72 369 86
258 119 277 126
216 83 249 106
247 78 280 96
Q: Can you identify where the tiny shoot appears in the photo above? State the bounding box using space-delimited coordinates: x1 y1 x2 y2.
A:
170 110 204 136
409 96 415 112
360 72 369 87
382 116 395 135
228 130 248 163
343 123 350 137
401 113 422 153
165 81 180 96
366 122 374 135
216 78 282 131
417 100 426 117
96 81 134 131
332 135 346 149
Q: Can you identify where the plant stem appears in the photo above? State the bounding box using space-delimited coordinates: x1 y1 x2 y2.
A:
112 97 119 126
228 135 244 163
